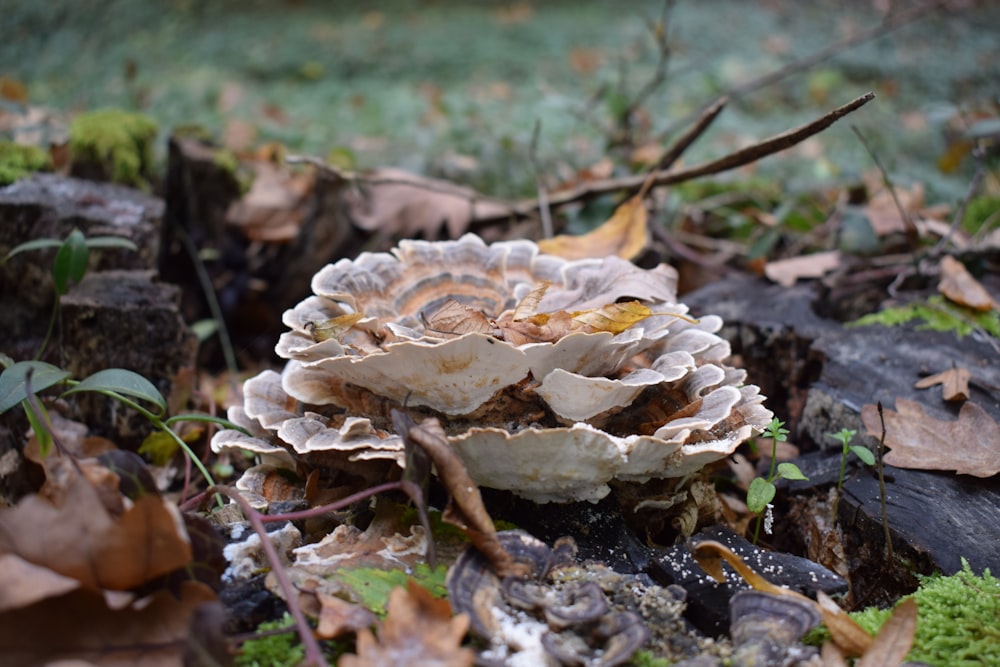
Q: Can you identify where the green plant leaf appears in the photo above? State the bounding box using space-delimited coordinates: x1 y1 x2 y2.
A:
83 235 139 251
747 477 776 514
53 228 89 295
63 368 166 415
3 237 63 262
850 444 876 466
0 361 72 414
777 462 808 481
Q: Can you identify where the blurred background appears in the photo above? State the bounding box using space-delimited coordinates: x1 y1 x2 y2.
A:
2 0 997 202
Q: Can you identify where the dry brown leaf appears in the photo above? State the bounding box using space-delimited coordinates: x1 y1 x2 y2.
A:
856 598 917 667
0 580 219 667
402 416 529 579
764 251 842 287
861 400 1000 477
820 640 849 667
938 255 997 312
226 160 314 242
817 590 873 657
347 167 510 241
422 300 494 338
0 459 192 591
0 553 81 613
538 194 648 260
914 367 971 402
317 590 379 640
338 581 474 667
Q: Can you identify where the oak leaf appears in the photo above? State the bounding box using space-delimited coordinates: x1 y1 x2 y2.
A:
338 581 474 667
538 194 648 260
861 400 1000 477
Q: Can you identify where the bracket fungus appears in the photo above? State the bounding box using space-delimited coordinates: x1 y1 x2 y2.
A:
213 234 772 503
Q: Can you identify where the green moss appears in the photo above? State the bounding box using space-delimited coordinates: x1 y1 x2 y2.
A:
69 108 158 187
333 562 450 616
962 196 1000 235
0 141 51 185
235 613 304 667
807 560 1000 666
849 295 1000 338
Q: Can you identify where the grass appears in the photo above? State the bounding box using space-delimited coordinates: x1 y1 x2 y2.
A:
2 1 996 201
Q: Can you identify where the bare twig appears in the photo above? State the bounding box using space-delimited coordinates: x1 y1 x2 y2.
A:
529 119 555 239
933 161 986 254
473 92 875 223
851 125 919 243
874 402 894 561
654 96 728 172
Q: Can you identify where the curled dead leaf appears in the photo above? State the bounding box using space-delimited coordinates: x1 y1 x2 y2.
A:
938 255 997 312
913 366 971 403
538 194 648 260
395 412 529 579
856 598 917 667
816 590 873 657
338 580 473 667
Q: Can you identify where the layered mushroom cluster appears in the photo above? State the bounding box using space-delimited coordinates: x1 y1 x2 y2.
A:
213 234 771 503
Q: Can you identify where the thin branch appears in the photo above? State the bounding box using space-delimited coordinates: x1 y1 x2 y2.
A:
473 92 876 222
851 125 919 243
654 95 727 173
933 161 986 254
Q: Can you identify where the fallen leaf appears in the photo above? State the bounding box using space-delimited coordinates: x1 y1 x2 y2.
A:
856 598 917 667
538 194 648 261
817 590 873 657
347 167 510 241
421 300 493 338
938 255 997 312
0 580 219 667
861 400 1000 477
764 251 842 287
338 581 474 667
570 300 654 334
0 458 192 591
914 367 971 402
307 312 366 342
396 412 529 579
226 160 314 242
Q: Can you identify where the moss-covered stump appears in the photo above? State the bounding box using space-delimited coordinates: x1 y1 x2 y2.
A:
59 270 197 445
0 174 163 357
68 108 158 189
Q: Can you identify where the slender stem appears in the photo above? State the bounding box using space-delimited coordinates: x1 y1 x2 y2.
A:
876 402 894 560
208 486 330 667
833 442 847 522
35 299 59 360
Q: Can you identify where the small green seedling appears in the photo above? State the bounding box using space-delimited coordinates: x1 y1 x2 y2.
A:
827 427 875 522
747 418 808 544
2 228 137 359
0 359 247 495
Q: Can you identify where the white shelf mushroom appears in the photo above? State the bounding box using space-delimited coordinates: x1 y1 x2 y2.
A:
212 234 772 503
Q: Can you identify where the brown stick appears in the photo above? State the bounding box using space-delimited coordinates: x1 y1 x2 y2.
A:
654 96 728 173
473 91 876 223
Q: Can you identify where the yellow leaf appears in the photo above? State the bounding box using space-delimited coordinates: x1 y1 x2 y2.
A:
572 300 651 333
306 312 365 342
538 195 648 260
